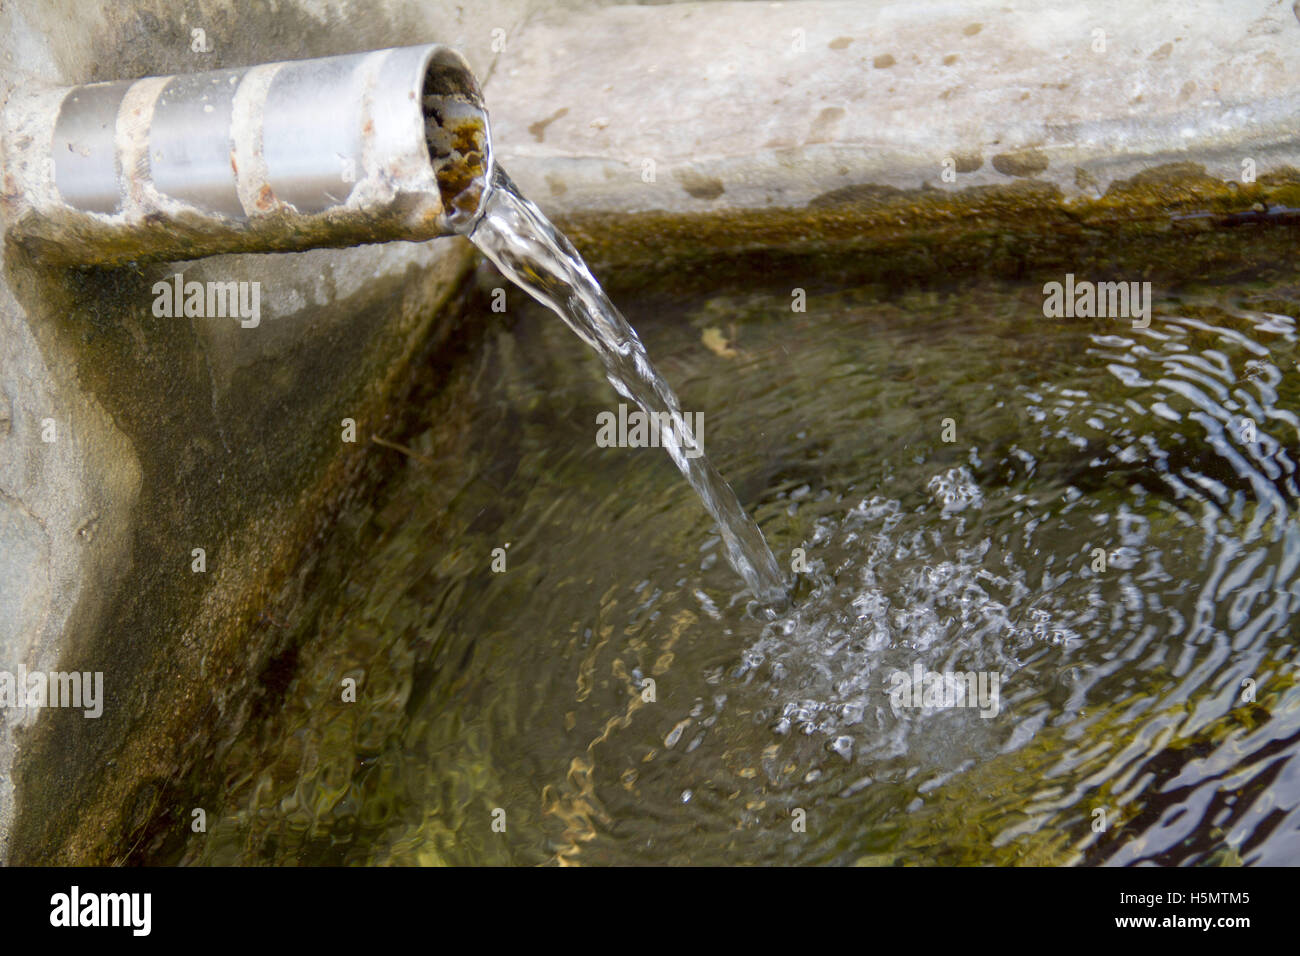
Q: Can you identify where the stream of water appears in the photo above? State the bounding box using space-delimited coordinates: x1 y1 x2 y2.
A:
466 165 787 604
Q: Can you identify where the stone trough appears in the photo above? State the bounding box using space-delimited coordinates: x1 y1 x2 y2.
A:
0 0 1297 864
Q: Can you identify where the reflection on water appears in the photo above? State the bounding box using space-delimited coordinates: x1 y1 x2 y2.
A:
170 273 1300 866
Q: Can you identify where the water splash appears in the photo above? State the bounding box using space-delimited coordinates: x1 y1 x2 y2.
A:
468 165 787 602
173 274 1300 867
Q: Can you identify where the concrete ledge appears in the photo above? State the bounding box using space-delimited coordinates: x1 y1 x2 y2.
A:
490 0 1300 215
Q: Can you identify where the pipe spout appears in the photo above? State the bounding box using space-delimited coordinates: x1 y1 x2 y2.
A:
0 44 491 267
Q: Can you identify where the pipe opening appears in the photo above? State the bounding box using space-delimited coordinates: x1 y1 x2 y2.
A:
421 50 491 234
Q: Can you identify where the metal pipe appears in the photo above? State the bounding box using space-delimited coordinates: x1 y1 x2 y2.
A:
1 44 491 267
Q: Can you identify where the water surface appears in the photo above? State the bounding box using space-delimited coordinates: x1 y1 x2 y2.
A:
173 270 1300 866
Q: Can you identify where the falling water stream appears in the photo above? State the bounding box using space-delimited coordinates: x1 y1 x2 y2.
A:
466 166 788 604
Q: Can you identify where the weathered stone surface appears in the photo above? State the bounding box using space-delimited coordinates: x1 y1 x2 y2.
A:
0 0 538 863
488 0 1300 215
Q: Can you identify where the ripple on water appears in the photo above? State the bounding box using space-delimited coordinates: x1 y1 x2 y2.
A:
174 279 1300 866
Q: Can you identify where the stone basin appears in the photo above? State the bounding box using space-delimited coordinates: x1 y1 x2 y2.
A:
1 0 1298 864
